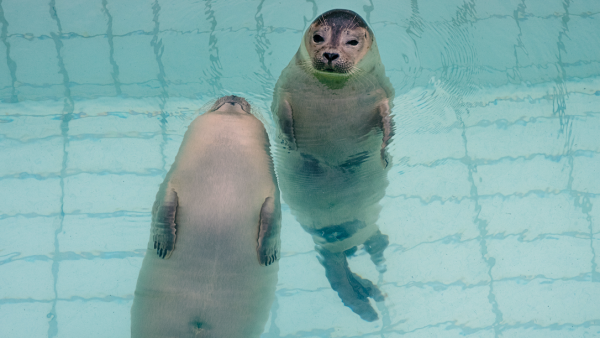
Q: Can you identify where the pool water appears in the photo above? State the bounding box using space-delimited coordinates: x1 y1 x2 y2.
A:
1 0 600 337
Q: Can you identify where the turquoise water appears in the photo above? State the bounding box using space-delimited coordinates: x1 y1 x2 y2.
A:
1 0 600 337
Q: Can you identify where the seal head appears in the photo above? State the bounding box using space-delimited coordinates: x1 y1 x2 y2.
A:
209 95 252 114
304 9 373 74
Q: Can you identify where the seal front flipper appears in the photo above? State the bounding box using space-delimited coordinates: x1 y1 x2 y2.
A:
275 98 297 150
257 195 282 266
378 99 394 168
316 245 383 322
151 185 178 259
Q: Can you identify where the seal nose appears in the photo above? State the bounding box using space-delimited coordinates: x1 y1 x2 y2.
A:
323 52 339 62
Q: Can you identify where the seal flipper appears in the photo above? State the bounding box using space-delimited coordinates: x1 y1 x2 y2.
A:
377 99 393 168
257 196 282 266
316 245 383 322
151 185 178 259
276 98 297 150
364 230 389 273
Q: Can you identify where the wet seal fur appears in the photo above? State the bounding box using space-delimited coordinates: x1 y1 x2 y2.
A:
272 9 394 321
131 96 281 338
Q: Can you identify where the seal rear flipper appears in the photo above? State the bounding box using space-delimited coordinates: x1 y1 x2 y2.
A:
364 230 389 273
151 185 178 259
316 245 383 322
257 195 282 266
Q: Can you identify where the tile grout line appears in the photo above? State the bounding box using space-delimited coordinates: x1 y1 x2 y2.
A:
48 0 75 336
150 0 170 175
204 0 223 96
0 0 18 102
101 0 122 96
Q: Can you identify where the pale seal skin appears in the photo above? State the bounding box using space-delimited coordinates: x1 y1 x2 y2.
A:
272 9 394 321
131 96 281 338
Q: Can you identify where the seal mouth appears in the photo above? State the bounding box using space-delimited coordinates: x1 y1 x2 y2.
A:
211 95 252 114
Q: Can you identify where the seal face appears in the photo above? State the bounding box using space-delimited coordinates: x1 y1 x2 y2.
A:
306 10 373 74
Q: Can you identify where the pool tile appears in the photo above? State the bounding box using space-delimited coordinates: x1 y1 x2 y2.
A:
62 36 113 85
54 0 107 36
279 208 315 254
0 216 58 259
0 260 54 300
72 97 163 117
385 239 490 286
590 195 600 234
2 0 58 36
260 0 313 30
572 153 600 194
59 214 150 253
562 15 600 64
105 0 154 35
369 1 412 23
8 37 63 86
386 327 494 338
69 113 161 136
0 177 61 216
393 128 465 165
566 92 600 115
157 0 212 32
383 284 495 333
63 173 161 214
274 288 380 337
66 135 163 174
112 35 159 84
472 155 570 196
0 44 11 89
463 98 556 127
524 0 566 17
494 279 600 325
471 17 519 70
516 17 563 68
160 32 211 84
0 302 52 338
380 197 479 249
57 257 142 298
569 2 600 15
571 115 600 152
475 0 522 18
387 159 471 201
479 193 590 239
0 137 64 176
418 0 472 22
465 117 565 160
54 299 132 338
0 100 65 116
487 236 592 280
276 253 329 291
499 326 600 338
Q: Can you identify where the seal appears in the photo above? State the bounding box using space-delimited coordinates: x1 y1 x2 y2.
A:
272 9 394 321
131 96 281 338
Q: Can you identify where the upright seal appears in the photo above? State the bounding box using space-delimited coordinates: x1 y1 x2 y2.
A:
131 96 281 338
272 9 394 321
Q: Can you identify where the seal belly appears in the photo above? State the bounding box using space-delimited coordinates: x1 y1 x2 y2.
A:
131 97 280 338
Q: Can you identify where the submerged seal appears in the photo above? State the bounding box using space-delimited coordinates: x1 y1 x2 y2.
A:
272 9 394 321
131 96 281 338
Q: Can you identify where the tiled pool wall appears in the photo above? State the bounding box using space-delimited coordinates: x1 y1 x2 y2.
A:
1 0 600 337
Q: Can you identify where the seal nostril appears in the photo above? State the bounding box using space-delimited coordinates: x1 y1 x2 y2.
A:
323 53 339 61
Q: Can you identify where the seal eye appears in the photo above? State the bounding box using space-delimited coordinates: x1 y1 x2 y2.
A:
313 34 324 43
347 40 359 46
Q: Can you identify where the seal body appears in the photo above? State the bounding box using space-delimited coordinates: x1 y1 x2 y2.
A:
272 9 394 321
131 96 281 338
